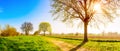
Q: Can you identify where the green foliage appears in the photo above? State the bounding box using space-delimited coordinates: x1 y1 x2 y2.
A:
39 22 52 35
21 22 33 35
0 36 60 51
1 25 19 36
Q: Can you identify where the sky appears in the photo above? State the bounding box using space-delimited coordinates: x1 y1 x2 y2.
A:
0 0 120 34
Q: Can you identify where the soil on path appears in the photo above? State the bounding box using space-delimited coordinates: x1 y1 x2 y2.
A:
47 37 89 51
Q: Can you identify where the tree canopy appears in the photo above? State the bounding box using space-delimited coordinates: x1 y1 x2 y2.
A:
21 22 33 35
1 25 19 36
51 0 120 42
39 22 52 36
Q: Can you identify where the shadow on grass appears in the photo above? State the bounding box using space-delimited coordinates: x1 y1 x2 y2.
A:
69 41 87 51
48 36 120 42
91 40 120 42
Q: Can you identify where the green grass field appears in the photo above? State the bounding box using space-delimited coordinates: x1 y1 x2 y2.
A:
0 36 60 51
1 35 120 51
48 35 120 51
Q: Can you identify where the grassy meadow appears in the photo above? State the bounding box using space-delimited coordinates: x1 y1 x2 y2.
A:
0 0 120 51
0 34 120 51
47 34 120 51
0 36 60 51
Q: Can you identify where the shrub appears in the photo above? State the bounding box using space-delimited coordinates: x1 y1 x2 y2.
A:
1 25 19 36
33 31 39 35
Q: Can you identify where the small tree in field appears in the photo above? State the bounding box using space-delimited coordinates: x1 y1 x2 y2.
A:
33 31 40 35
51 0 120 42
39 22 52 36
21 22 33 35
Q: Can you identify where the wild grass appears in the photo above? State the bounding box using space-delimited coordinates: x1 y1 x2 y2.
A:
48 35 120 51
0 36 60 51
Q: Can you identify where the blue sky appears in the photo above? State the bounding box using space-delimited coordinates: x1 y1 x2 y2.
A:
0 0 120 34
0 0 73 33
0 0 52 32
0 0 39 19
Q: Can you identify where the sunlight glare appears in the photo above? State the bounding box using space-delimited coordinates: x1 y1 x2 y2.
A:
94 3 101 12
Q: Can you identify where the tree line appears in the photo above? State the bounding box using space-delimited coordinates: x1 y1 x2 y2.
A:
0 22 52 36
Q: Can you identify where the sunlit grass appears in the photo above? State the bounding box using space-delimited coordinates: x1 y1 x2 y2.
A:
48 35 120 51
0 36 60 51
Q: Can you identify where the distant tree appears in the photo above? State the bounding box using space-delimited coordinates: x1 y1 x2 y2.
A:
51 0 120 42
21 22 33 35
39 22 52 36
1 25 19 36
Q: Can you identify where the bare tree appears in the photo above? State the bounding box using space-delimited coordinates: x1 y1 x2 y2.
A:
51 0 120 42
21 22 33 35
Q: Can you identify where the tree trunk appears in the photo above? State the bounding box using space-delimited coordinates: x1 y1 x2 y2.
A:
50 32 52 35
83 22 88 42
25 31 29 35
43 31 45 36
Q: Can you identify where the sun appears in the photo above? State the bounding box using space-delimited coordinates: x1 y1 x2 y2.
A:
94 3 101 12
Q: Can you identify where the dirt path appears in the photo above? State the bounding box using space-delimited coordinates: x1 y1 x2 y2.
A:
47 37 89 51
